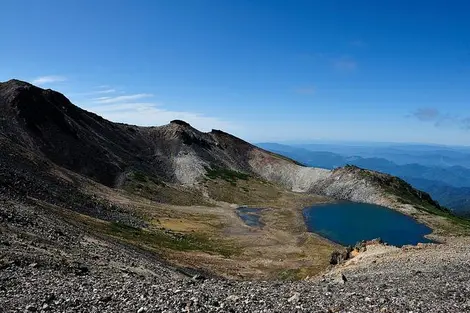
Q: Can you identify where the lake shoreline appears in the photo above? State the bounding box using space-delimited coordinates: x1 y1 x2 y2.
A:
302 202 434 247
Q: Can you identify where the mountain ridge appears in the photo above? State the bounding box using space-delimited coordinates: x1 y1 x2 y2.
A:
257 142 470 215
0 79 450 220
3 80 470 312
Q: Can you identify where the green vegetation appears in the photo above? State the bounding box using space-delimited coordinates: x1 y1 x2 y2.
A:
354 167 445 212
124 171 210 206
103 221 237 257
205 177 282 205
277 268 302 280
352 166 470 234
381 177 470 231
132 171 147 182
132 171 165 186
265 150 305 166
204 165 250 185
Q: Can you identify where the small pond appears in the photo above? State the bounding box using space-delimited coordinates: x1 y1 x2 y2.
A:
236 207 264 227
303 202 434 247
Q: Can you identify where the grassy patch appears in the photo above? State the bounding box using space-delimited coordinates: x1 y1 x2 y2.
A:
353 166 446 214
277 268 302 280
124 172 210 206
266 151 304 166
153 216 224 233
131 171 165 186
263 209 300 232
133 171 147 183
204 165 249 185
205 178 280 204
108 221 235 257
421 210 470 235
82 216 238 257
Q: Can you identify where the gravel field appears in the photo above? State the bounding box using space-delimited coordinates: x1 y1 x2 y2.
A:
2 201 470 313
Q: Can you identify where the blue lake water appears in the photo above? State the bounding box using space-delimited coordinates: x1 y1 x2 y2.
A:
236 207 264 227
303 202 434 247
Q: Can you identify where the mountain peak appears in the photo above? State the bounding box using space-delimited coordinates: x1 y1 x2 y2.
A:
170 119 192 127
1 78 33 87
0 79 80 122
0 79 37 101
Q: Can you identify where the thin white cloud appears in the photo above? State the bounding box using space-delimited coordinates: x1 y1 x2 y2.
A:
79 85 237 132
94 96 111 101
67 89 117 98
32 75 67 85
95 88 116 94
87 102 158 113
86 102 236 132
93 93 153 104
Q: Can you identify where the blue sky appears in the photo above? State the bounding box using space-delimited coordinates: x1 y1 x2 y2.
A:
1 0 470 145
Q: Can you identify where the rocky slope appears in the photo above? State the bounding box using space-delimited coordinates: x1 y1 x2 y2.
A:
0 79 448 217
2 199 469 312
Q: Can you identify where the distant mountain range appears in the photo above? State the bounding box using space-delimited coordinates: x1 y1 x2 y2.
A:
257 143 470 216
292 143 470 168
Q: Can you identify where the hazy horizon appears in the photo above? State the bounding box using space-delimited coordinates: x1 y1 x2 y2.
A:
256 140 470 149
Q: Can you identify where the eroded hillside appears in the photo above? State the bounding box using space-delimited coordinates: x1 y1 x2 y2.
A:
1 79 470 312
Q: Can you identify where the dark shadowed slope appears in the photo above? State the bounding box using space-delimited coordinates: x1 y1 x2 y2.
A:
0 79 172 186
0 79 452 220
0 80 304 188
